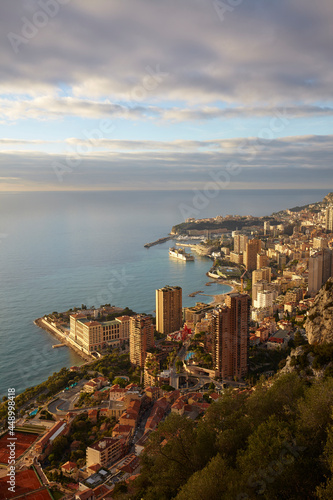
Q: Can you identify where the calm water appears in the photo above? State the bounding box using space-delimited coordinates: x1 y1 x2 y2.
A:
0 189 328 398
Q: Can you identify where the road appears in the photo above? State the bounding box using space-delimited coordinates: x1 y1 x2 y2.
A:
170 340 247 392
47 379 88 415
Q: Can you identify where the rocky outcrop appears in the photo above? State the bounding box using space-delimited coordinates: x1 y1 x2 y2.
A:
305 278 333 344
322 192 333 206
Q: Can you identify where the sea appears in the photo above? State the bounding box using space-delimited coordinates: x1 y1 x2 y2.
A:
0 189 328 398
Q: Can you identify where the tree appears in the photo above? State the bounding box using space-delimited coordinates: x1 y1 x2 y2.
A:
236 415 302 499
245 279 252 292
175 359 183 373
294 331 307 347
112 482 128 497
176 454 237 500
51 435 68 459
161 384 176 392
137 414 203 499
112 377 127 388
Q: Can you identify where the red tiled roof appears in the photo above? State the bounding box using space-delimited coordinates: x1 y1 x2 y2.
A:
87 463 101 472
76 488 94 500
61 461 77 471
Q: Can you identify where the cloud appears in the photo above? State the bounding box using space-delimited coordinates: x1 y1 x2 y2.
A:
0 0 331 192
1 0 332 107
0 138 58 145
161 105 333 122
2 95 333 123
64 134 333 155
0 134 332 191
0 96 157 122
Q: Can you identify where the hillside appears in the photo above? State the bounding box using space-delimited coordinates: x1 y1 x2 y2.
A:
171 192 333 235
121 372 333 499
305 278 333 345
171 217 267 235
275 191 333 216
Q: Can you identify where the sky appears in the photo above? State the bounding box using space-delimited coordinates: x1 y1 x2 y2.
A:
0 0 332 191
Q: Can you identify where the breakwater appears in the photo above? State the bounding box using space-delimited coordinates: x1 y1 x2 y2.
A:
144 236 172 248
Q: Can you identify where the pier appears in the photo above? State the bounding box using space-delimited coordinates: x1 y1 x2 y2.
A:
175 242 194 248
144 236 172 248
188 290 204 297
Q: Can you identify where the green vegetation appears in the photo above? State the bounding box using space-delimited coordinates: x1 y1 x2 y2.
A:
112 377 128 388
98 306 136 322
0 367 78 422
246 346 291 384
286 343 333 375
80 351 132 380
50 490 63 500
113 482 129 497
0 350 136 424
126 373 333 499
171 218 264 235
45 412 116 474
161 384 176 392
39 409 55 421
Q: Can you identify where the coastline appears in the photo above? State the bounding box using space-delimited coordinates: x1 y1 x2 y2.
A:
34 318 93 363
209 280 239 305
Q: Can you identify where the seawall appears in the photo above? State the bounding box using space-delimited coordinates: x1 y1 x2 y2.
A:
34 318 92 363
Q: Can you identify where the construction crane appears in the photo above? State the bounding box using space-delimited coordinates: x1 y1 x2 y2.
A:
240 270 247 292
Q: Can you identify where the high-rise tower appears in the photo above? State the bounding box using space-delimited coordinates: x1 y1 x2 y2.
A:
156 285 182 334
244 239 262 272
129 314 154 367
212 293 250 380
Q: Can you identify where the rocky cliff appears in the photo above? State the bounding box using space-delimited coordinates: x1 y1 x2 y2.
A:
305 278 333 344
322 192 333 206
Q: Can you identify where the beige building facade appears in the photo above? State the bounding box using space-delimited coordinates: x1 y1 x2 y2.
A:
212 293 250 380
156 286 182 334
69 314 130 353
129 314 154 367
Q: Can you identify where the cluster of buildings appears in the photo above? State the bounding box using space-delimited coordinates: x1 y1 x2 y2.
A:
33 378 220 499
20 197 333 499
49 202 333 391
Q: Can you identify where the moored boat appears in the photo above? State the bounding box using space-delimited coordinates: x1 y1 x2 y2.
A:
169 247 194 261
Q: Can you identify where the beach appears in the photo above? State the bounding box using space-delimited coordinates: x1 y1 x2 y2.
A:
210 281 239 305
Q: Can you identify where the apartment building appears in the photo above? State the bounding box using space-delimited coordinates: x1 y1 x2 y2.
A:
129 314 154 367
212 293 250 380
308 249 333 295
244 239 261 272
156 285 182 334
252 267 272 285
86 437 123 468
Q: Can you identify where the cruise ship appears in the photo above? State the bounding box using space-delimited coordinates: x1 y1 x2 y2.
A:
169 247 194 261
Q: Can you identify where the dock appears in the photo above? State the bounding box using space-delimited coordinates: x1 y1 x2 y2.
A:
188 290 204 297
175 242 195 248
144 236 172 248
